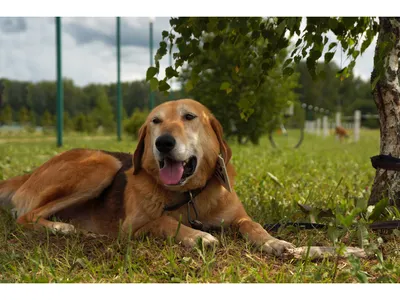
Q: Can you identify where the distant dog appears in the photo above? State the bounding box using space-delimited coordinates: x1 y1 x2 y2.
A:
335 126 349 142
0 99 294 257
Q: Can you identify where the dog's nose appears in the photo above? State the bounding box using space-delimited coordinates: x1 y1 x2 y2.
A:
155 134 176 153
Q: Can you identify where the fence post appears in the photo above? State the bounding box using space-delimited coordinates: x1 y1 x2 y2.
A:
335 112 341 127
316 118 321 136
323 116 328 137
310 121 316 134
354 110 361 142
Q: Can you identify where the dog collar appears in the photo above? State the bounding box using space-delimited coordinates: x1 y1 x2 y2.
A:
163 185 206 230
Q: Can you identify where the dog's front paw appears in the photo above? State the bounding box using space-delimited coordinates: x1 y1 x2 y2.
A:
183 232 219 248
261 238 294 257
51 222 76 234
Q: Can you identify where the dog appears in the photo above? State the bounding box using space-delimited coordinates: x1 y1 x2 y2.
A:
0 99 294 256
335 125 349 141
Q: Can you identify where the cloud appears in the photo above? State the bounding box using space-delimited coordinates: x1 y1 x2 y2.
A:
63 17 170 49
0 17 27 33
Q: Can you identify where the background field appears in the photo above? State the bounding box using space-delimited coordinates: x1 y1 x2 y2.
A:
0 130 399 283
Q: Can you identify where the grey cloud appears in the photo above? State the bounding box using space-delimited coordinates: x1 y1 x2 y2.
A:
64 17 171 49
0 17 27 33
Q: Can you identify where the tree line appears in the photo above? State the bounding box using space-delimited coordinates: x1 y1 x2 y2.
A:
0 60 377 135
0 78 175 133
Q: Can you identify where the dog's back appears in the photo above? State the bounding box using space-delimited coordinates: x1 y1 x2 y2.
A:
335 126 349 140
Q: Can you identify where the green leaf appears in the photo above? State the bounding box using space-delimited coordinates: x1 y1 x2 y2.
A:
283 58 293 68
165 66 178 78
266 172 283 188
276 20 286 36
158 80 171 92
328 42 337 51
220 82 231 91
162 30 169 39
369 198 388 221
324 52 335 64
146 67 158 81
149 78 158 91
328 18 338 30
282 67 294 77
361 35 373 53
294 55 301 64
256 36 264 46
371 75 380 90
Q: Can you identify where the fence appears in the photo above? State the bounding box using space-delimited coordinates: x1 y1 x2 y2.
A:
304 110 379 142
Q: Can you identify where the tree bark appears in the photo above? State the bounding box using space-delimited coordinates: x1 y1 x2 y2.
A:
369 17 400 207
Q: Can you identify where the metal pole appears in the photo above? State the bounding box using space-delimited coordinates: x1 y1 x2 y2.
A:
149 18 155 109
116 17 122 141
56 17 63 147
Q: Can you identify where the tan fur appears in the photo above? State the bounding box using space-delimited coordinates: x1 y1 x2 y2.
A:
335 126 349 142
0 99 293 256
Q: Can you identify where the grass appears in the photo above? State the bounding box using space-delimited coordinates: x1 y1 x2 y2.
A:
0 130 399 283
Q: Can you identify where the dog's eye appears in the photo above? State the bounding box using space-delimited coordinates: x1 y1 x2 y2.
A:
184 113 197 121
152 117 162 124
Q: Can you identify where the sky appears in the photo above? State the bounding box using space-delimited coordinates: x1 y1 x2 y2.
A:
0 17 376 88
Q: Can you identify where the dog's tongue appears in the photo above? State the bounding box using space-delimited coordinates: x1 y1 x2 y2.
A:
159 159 184 185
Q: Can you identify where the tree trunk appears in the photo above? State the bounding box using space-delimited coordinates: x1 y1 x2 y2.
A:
369 17 400 207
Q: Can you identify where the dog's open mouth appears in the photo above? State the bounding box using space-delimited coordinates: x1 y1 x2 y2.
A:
158 156 197 186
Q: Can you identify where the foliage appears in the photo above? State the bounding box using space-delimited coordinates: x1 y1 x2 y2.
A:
91 88 115 132
124 109 149 139
0 78 170 128
147 17 381 119
73 113 96 133
41 110 55 134
0 105 13 125
178 34 300 144
63 112 74 132
18 107 30 126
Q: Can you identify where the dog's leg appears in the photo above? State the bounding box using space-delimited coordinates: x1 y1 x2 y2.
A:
133 215 219 248
16 192 96 233
12 150 123 233
232 210 294 256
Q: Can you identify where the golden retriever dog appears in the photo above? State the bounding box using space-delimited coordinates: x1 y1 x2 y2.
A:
0 99 294 256
335 125 349 142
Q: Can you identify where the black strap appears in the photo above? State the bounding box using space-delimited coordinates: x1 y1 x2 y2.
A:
371 154 400 171
163 187 204 212
264 222 328 232
163 187 205 230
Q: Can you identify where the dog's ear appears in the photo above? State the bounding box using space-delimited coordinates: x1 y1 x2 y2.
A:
133 124 147 175
210 116 232 164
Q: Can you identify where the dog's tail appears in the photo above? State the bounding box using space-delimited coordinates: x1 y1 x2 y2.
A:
0 173 30 209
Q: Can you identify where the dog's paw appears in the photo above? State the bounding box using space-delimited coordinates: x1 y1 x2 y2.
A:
261 238 295 257
183 232 219 248
51 222 76 234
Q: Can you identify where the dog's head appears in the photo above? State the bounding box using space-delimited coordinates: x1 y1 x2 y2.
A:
133 99 231 191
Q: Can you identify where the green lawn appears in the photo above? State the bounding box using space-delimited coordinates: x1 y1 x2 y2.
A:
0 130 399 283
